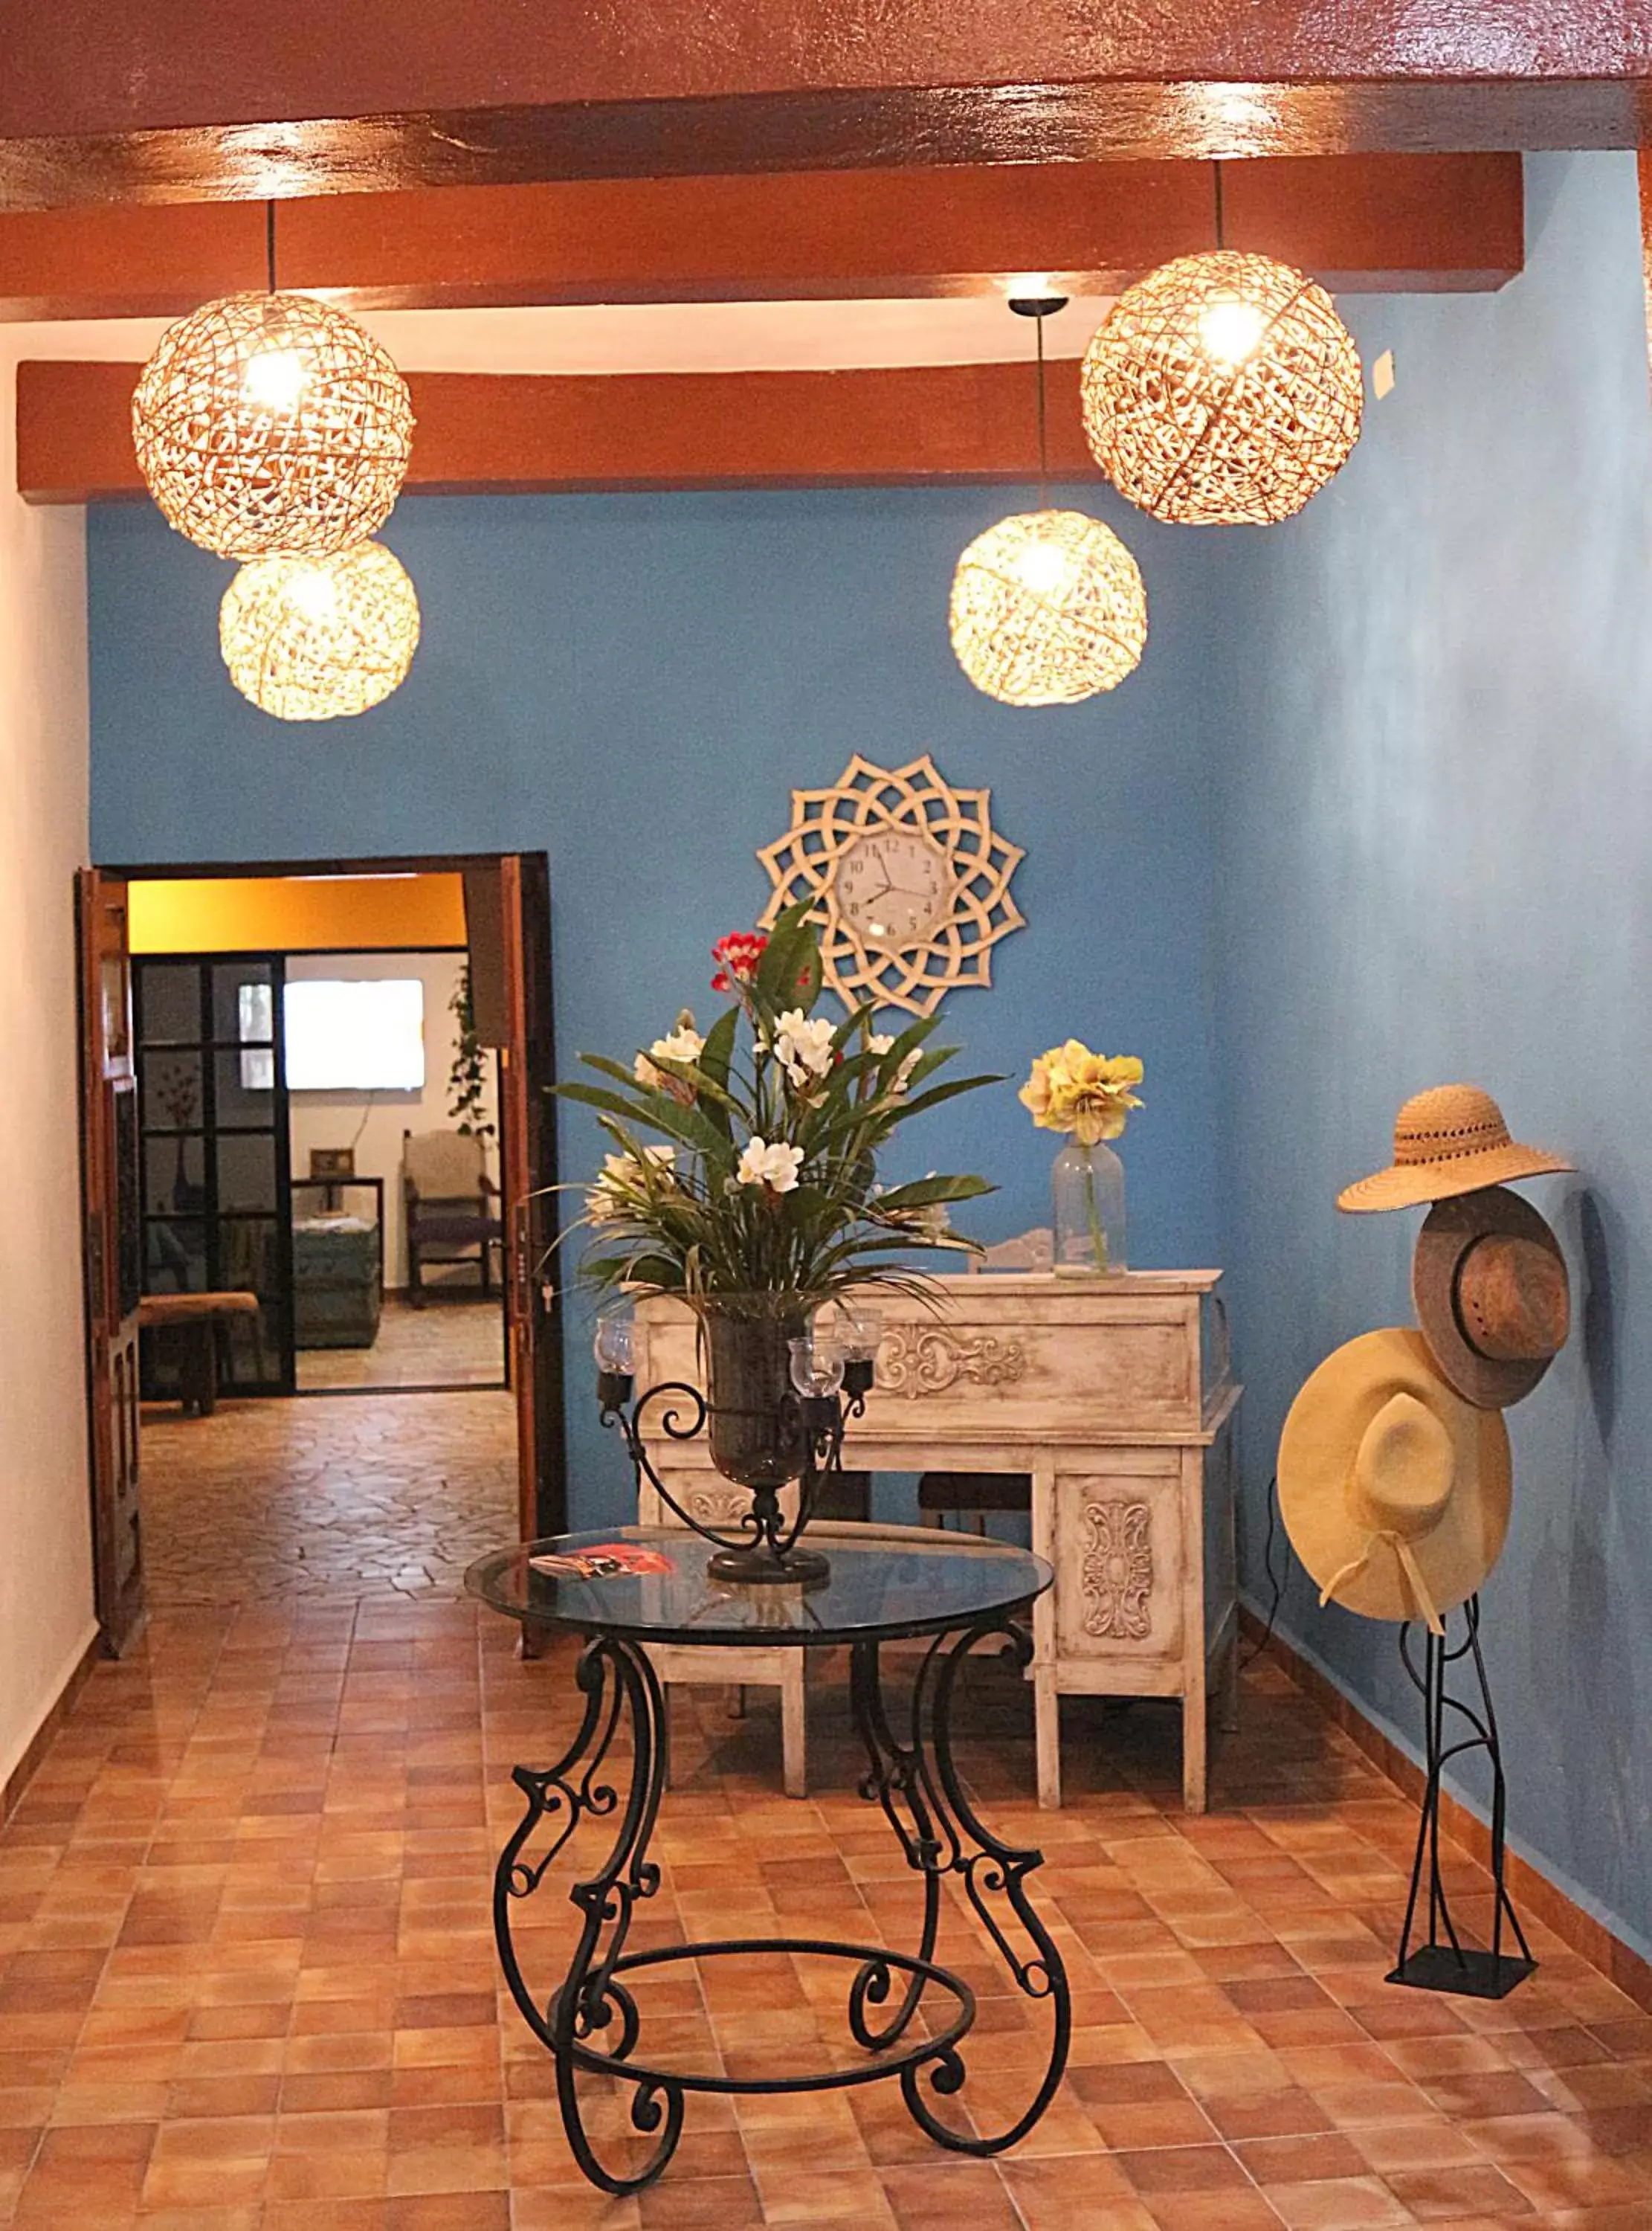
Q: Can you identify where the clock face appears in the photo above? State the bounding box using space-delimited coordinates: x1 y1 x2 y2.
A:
834 828 952 948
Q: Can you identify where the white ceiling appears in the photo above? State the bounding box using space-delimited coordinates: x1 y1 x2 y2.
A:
16 297 1114 373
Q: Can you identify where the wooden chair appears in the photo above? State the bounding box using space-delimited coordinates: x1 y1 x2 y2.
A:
402 1130 502 1304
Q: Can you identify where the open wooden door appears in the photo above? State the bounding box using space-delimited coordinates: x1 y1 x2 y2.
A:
497 854 567 1541
77 869 145 1652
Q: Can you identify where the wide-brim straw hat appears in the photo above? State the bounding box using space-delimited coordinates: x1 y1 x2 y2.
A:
1413 1185 1570 1411
1338 1084 1572 1214
1279 1327 1511 1633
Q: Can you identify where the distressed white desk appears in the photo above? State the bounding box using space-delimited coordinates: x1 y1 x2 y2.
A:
632 1272 1240 1810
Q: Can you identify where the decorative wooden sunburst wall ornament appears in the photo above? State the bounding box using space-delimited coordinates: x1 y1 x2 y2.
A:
758 753 1025 1017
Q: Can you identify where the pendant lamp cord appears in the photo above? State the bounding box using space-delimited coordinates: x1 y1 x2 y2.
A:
265 200 277 294
1213 159 1225 252
1035 310 1049 512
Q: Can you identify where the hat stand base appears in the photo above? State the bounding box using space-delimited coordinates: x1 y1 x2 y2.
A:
1388 1596 1535 2001
1387 1944 1535 2000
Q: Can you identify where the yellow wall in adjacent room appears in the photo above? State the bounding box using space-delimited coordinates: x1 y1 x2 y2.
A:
129 872 468 954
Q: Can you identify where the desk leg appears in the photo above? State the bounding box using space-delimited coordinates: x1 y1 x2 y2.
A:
1182 1667 1208 1815
1034 1670 1062 1812
780 1658 807 1798
1031 1466 1060 1809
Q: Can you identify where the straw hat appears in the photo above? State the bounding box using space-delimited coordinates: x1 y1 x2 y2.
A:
1412 1186 1569 1411
1338 1084 1571 1214
1279 1327 1511 1635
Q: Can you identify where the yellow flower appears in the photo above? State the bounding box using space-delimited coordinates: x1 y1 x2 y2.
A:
1019 1043 1143 1145
1017 1047 1068 1130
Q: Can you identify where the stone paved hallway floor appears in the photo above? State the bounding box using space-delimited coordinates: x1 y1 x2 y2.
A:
296 1300 507 1394
0 1589 1648 2231
138 1390 517 1604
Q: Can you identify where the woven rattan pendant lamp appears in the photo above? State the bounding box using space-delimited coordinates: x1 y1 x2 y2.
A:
133 204 414 561
949 296 1147 706
1080 166 1363 526
219 541 421 721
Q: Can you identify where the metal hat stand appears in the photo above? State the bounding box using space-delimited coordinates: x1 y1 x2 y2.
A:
1387 1593 1535 1999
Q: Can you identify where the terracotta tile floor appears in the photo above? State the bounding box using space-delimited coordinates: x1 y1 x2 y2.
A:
1 1593 1648 2230
297 1299 507 1394
139 1390 517 1603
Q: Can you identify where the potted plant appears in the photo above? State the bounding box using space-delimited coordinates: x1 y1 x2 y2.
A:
555 904 996 1575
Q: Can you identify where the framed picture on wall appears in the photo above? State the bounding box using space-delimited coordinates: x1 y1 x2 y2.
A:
309 1147 356 1180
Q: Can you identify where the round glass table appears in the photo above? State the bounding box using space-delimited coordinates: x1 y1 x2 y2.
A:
466 1523 1069 2194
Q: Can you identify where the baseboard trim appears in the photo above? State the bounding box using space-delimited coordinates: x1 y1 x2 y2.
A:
1 1624 101 1826
1239 1604 1652 2018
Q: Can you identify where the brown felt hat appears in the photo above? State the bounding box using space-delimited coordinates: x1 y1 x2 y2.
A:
1338 1084 1572 1214
1278 1327 1511 1635
1412 1186 1569 1411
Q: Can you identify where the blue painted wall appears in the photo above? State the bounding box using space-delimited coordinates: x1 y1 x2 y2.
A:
1218 152 1652 1957
93 159 1652 1961
91 483 1226 1527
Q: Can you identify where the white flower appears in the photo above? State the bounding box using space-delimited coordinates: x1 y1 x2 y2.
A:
635 1021 705 1093
737 1137 804 1194
774 1008 836 1089
865 1032 920 1094
636 1020 705 1099
652 1025 705 1066
587 1144 677 1221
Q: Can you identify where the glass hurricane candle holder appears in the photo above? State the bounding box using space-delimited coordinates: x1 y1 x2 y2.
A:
594 1307 636 1411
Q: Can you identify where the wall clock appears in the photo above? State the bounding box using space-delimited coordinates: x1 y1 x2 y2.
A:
758 753 1025 1017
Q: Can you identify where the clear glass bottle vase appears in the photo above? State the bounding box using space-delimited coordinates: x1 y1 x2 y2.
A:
1051 1139 1126 1275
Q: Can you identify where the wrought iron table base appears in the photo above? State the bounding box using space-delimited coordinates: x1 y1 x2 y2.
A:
493 1616 1070 2194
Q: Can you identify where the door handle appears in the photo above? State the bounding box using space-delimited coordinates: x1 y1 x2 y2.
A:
512 1200 534 1320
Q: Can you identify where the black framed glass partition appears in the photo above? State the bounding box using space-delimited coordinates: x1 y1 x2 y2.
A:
135 955 295 1397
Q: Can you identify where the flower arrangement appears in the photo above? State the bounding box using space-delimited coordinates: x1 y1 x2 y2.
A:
1019 1040 1143 1145
557 904 996 1308
1019 1040 1143 1274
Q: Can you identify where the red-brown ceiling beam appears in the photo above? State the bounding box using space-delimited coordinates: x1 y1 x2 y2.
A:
0 4 1643 207
0 155 1524 321
17 358 1107 504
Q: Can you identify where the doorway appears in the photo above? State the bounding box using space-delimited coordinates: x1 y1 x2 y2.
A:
78 853 565 1645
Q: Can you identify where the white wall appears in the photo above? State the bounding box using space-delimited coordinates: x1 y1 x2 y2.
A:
286 950 499 1287
0 334 96 1790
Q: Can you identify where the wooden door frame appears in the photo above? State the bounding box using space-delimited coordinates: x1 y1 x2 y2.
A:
76 868 145 1652
90 849 568 1543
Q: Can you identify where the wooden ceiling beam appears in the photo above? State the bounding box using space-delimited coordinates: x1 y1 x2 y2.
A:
0 3 1640 207
0 155 1524 321
19 358 1111 505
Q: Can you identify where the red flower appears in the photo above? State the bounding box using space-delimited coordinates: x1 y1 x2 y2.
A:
711 930 767 995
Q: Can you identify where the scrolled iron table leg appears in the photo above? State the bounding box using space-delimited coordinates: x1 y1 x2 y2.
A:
851 1617 1071 2153
493 1633 682 2195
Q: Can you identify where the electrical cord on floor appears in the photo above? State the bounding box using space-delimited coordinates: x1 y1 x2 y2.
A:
1241 1472 1284 1670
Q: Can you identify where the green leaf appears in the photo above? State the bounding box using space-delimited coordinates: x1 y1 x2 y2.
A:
872 1174 996 1210
557 1080 731 1162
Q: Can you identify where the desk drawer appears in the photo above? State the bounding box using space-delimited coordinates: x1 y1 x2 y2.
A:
1053 1455 1184 1663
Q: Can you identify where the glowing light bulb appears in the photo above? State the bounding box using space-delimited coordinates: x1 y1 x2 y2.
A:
1016 537 1073 595
285 564 339 621
1198 296 1267 367
242 346 309 411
